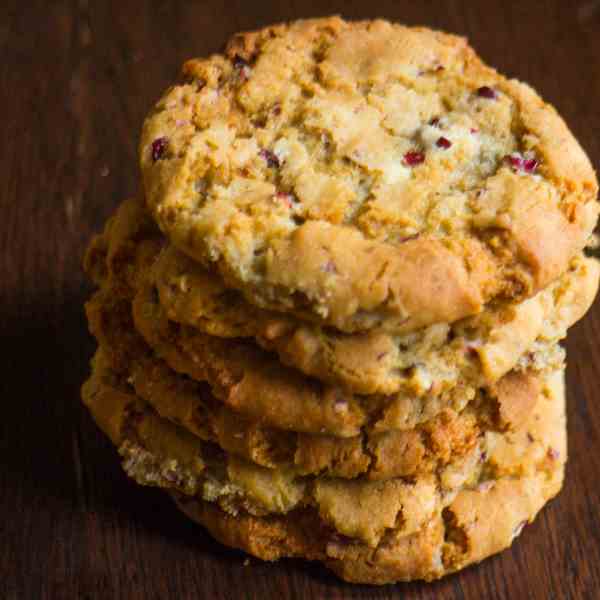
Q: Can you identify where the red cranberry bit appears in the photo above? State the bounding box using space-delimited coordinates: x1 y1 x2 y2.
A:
322 260 337 274
505 154 538 174
436 136 452 149
470 128 479 134
547 447 560 460
272 103 282 116
429 117 441 127
232 55 251 81
259 149 280 168
275 191 294 208
403 151 425 167
151 137 168 162
477 86 497 99
507 154 524 170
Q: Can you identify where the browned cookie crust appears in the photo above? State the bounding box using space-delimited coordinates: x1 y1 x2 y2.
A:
140 17 598 334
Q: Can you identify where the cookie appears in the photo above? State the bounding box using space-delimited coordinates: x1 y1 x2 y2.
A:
173 465 562 584
153 237 598 395
140 17 598 334
90 285 546 480
84 349 565 583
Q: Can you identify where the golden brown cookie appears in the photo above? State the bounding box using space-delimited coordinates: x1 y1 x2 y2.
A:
153 238 598 395
140 17 598 334
88 193 596 417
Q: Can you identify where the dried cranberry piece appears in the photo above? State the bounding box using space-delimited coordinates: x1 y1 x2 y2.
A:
505 154 539 174
275 191 294 208
523 158 539 173
476 86 497 99
322 260 337 274
429 117 441 127
151 137 168 162
436 136 452 149
403 151 425 167
507 154 524 170
259 149 280 168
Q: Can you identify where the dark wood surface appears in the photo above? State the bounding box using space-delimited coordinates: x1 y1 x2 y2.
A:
3 1 600 598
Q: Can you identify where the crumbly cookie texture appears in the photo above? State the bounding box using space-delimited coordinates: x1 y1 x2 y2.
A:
85 353 565 584
140 17 598 334
89 281 544 481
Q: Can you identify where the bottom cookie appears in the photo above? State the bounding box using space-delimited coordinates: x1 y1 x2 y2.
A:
174 450 563 584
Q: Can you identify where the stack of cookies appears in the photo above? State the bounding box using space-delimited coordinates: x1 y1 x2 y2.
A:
82 18 599 584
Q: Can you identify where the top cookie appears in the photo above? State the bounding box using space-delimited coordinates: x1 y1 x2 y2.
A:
140 17 598 333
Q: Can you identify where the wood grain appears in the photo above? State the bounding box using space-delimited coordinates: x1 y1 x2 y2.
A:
2 1 600 598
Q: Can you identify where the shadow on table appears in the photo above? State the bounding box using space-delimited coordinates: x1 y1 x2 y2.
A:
0 285 96 505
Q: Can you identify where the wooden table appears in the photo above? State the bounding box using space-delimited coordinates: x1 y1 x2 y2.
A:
3 1 600 598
